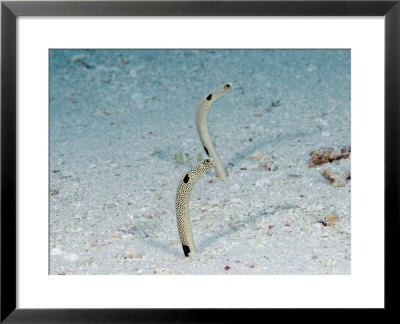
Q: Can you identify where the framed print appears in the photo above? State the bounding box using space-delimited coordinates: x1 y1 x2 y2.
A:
1 0 399 322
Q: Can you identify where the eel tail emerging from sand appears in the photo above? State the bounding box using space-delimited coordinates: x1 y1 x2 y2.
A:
196 83 234 179
175 158 215 257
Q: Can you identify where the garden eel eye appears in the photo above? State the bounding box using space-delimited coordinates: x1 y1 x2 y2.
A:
225 83 231 89
204 159 212 165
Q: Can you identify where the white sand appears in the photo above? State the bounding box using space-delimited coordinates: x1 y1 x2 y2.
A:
49 49 351 275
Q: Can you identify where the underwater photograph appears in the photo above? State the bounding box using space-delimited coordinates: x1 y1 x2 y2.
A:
49 49 351 275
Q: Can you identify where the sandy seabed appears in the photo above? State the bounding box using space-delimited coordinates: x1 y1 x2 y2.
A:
49 49 351 275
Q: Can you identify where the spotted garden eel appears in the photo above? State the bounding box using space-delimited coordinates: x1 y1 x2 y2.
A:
176 158 215 257
196 83 234 179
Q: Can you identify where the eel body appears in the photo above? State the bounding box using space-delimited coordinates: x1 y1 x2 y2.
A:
175 158 215 257
196 83 233 179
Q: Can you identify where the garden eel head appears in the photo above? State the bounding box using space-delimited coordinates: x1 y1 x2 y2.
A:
187 158 215 182
216 83 234 99
203 158 215 167
202 83 234 105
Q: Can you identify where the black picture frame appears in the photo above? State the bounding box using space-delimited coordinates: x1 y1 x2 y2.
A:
1 0 399 322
